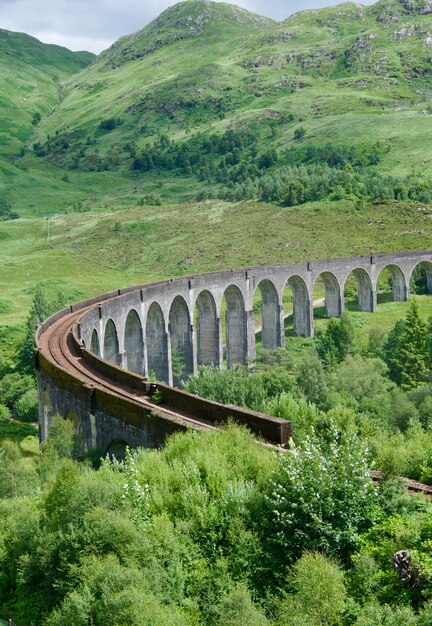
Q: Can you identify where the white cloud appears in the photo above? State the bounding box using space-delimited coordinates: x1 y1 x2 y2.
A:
33 31 113 53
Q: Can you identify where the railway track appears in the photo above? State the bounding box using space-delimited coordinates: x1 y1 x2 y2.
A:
40 305 218 433
370 470 432 499
38 304 432 499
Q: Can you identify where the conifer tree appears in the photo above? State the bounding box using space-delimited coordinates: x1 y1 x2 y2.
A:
426 315 432 367
19 285 65 373
385 301 429 389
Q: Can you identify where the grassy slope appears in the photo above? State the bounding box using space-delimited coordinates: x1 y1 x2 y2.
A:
32 0 432 182
0 29 93 157
46 199 432 275
0 216 144 327
1 0 432 335
0 29 95 211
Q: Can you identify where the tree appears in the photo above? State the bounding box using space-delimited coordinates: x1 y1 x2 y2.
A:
19 285 65 373
32 111 41 126
384 301 429 389
295 352 328 407
267 427 379 561
316 312 358 365
0 198 18 220
426 315 432 366
216 585 269 626
276 552 347 626
294 126 306 141
258 150 278 169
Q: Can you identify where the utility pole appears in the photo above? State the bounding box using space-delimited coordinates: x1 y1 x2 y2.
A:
46 214 58 245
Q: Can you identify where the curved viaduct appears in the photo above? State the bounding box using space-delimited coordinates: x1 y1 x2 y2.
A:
36 250 432 454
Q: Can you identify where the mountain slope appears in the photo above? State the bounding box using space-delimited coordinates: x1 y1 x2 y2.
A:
30 0 432 183
35 1 274 148
0 29 94 159
0 0 431 218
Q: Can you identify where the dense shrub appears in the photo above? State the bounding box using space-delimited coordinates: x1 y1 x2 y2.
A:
14 388 38 422
0 372 35 409
267 428 379 560
275 552 347 625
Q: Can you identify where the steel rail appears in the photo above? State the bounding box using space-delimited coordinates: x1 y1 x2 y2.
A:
40 305 217 432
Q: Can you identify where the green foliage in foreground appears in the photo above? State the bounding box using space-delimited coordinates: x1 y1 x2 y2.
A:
19 285 65 373
2 420 432 625
384 300 431 389
2 292 432 623
0 418 37 443
185 304 432 482
268 428 379 560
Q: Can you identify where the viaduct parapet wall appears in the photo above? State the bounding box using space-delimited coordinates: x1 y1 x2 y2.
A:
36 251 432 454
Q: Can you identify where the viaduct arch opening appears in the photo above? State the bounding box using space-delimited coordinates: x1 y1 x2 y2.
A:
254 279 282 350
195 290 220 367
314 271 342 319
284 275 312 337
410 261 432 296
343 268 375 312
105 439 129 460
223 285 247 367
124 309 144 375
377 264 408 304
169 296 194 385
146 302 169 383
90 329 100 356
103 319 120 366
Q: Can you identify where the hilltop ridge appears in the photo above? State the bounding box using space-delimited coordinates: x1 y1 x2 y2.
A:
100 0 274 69
0 0 431 216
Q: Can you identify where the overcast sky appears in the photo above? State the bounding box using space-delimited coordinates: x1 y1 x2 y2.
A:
0 0 371 54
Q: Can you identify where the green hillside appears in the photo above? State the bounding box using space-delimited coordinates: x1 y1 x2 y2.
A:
30 0 432 186
0 29 94 158
0 29 95 215
1 0 432 323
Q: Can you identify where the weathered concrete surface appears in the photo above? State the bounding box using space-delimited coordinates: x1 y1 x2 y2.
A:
38 250 432 453
77 251 432 382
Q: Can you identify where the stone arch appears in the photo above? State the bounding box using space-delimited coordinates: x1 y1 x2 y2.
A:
285 275 312 337
410 261 432 295
169 296 194 385
105 439 129 460
103 319 120 365
223 285 247 367
124 309 144 375
90 329 100 356
195 290 220 367
377 264 408 302
146 302 169 383
343 268 375 312
255 279 282 349
314 271 343 318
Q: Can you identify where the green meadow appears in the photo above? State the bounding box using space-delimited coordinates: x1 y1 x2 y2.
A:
1 0 432 348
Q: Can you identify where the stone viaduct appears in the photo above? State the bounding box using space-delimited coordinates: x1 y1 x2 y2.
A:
36 250 432 454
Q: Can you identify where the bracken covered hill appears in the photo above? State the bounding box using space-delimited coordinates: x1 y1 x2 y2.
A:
0 0 432 230
27 0 432 184
0 29 94 158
